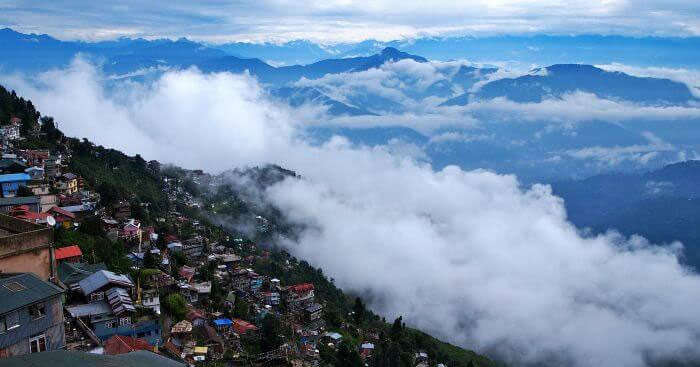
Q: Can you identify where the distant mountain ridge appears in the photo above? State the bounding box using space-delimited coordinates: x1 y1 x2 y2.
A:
552 160 700 268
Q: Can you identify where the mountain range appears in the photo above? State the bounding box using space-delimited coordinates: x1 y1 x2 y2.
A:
2 27 700 182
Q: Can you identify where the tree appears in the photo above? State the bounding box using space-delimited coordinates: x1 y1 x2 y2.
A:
391 316 404 340
232 297 250 320
163 293 187 321
353 297 366 324
336 341 363 367
260 314 282 351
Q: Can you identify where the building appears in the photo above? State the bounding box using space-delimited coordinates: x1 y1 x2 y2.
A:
44 156 61 178
24 167 44 181
141 289 160 315
0 197 40 214
304 303 323 323
232 319 257 335
1 119 21 141
0 173 30 198
0 214 55 280
103 334 155 355
1 349 184 366
54 245 82 263
285 283 315 309
56 173 78 195
57 262 107 291
47 206 76 228
0 273 65 358
113 201 131 221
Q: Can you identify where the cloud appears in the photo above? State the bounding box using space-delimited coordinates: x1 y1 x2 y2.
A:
597 63 700 98
4 60 700 366
3 1 700 43
564 132 675 167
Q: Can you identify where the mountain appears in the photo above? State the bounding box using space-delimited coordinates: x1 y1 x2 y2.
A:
270 86 375 116
552 160 700 268
443 64 697 105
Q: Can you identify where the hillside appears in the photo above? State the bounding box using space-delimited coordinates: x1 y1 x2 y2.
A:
0 83 498 366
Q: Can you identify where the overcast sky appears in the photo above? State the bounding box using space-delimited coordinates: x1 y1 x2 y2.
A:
2 0 700 43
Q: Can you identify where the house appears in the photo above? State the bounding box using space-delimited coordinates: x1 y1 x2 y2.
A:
0 173 30 198
0 273 65 358
57 262 107 291
304 303 323 323
112 201 131 221
285 283 315 309
141 289 161 315
360 343 375 359
178 266 195 283
19 150 49 168
104 335 155 355
0 159 26 175
0 214 55 280
1 119 21 141
93 317 161 346
261 291 280 306
232 319 257 335
24 167 44 180
43 156 61 178
167 242 183 253
54 245 82 263
182 237 205 259
121 219 142 243
47 206 76 228
56 173 78 195
8 205 50 225
212 318 232 331
78 270 135 309
185 309 206 327
178 282 211 304
171 320 193 335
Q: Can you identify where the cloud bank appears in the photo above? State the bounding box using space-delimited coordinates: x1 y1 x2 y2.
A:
3 1 700 43
4 60 700 367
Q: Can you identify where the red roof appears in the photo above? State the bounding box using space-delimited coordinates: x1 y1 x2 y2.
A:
104 335 154 355
232 319 258 334
9 205 49 222
55 245 82 260
48 206 76 219
290 283 314 293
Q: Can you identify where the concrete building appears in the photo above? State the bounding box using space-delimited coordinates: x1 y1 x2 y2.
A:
0 214 55 281
0 273 65 358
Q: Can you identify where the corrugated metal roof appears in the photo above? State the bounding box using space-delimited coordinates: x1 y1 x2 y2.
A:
57 262 107 286
65 301 112 318
79 270 134 295
0 173 31 183
55 245 82 260
0 273 63 315
0 196 39 206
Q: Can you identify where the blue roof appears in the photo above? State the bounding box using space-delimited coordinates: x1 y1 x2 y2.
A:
0 173 31 183
213 318 233 326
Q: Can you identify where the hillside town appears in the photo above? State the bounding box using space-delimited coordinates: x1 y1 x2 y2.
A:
0 88 492 367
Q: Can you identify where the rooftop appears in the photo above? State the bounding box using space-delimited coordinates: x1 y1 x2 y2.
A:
55 245 82 260
79 270 134 295
0 273 63 315
1 350 184 367
0 173 31 183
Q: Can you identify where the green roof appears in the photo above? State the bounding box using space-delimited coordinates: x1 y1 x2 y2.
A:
1 350 184 367
0 273 63 315
57 262 107 286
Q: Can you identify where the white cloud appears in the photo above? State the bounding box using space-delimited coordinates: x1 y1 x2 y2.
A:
4 60 700 366
3 1 700 43
597 63 700 98
564 132 675 167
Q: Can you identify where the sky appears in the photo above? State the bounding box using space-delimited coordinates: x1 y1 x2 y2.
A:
4 59 700 367
1 1 700 43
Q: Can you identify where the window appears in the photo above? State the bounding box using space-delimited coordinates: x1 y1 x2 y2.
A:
119 317 131 326
105 321 116 329
29 334 46 353
90 292 104 302
29 304 46 319
4 312 19 330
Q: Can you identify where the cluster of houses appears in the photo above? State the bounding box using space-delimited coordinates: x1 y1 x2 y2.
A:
0 117 442 367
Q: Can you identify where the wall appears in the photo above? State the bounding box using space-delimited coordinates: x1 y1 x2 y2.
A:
0 296 65 357
0 214 54 280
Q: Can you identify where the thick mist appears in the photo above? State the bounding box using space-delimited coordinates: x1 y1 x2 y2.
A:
4 59 700 367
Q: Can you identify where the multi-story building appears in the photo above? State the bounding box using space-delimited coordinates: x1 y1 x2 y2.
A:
0 214 55 280
0 273 65 358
